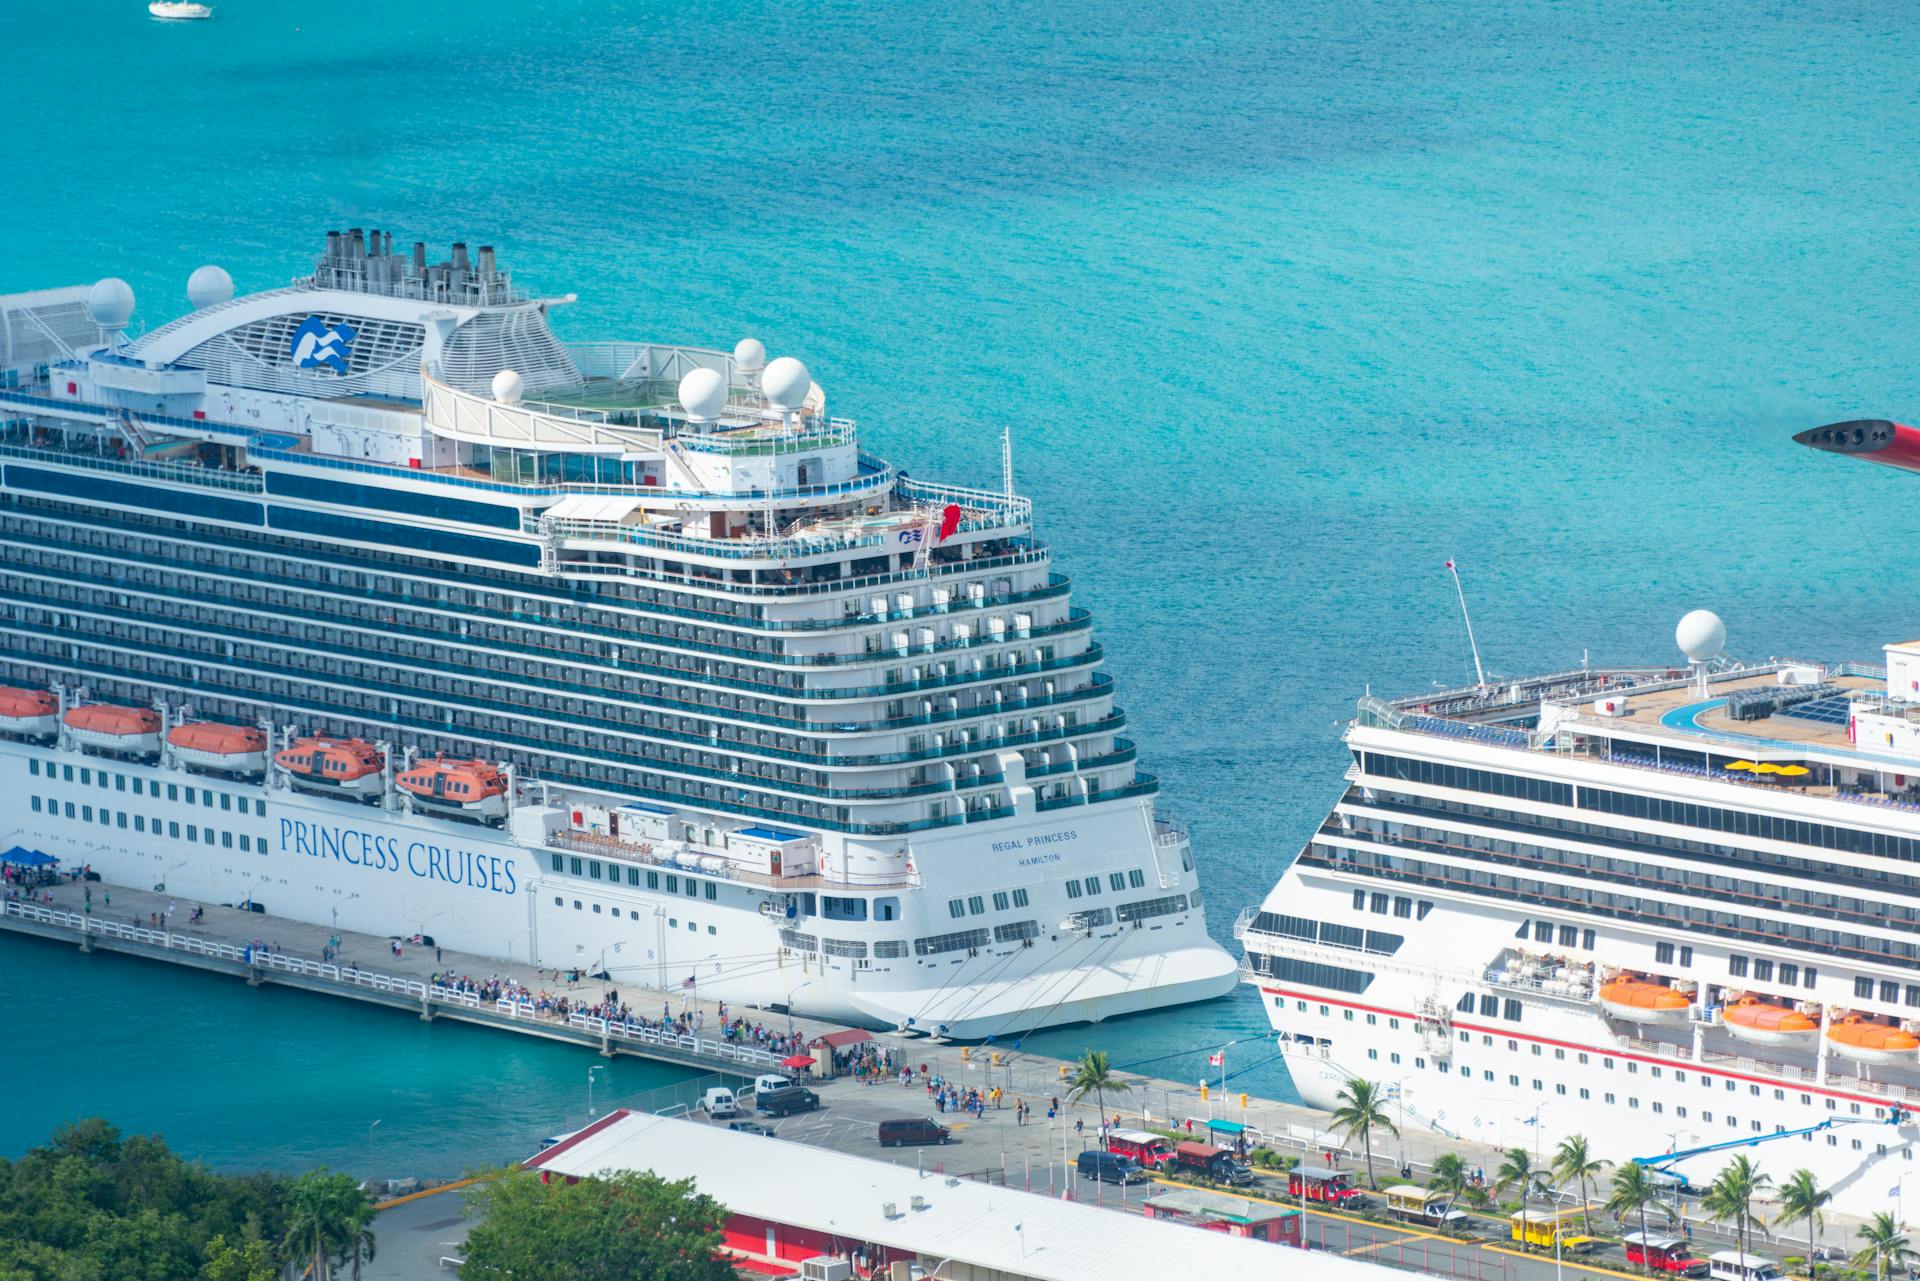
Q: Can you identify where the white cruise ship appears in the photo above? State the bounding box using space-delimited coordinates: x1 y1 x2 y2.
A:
1240 424 1920 1214
0 231 1237 1038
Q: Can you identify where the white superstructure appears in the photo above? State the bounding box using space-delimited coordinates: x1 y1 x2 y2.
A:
1240 600 1920 1214
0 231 1236 1038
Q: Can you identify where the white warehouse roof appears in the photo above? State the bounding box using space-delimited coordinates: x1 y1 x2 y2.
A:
525 1111 1384 1281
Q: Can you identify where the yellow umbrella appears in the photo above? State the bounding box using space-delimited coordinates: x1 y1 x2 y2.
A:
1777 765 1812 777
1723 760 1757 771
1752 762 1783 775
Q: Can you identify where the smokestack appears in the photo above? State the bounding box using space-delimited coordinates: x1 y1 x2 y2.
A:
477 245 496 275
1794 420 1920 476
451 242 470 272
382 230 393 257
347 228 365 260
412 242 428 274
325 231 341 262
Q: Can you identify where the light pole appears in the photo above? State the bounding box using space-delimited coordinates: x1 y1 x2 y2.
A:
507 927 533 964
331 891 360 933
155 860 187 893
588 1064 609 1119
786 981 813 1039
366 1119 381 1173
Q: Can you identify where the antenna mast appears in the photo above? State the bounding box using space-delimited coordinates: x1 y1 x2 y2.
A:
1446 558 1487 689
1001 426 1014 498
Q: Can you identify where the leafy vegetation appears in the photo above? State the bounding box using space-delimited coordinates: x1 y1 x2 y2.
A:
460 1166 734 1281
1551 1134 1609 1235
1330 1077 1399 1188
1776 1169 1833 1281
1605 1162 1673 1273
1065 1050 1131 1127
0 1119 295 1281
1702 1155 1771 1260
1853 1212 1916 1281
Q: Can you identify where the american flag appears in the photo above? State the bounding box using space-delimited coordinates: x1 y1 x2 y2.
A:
681 975 696 990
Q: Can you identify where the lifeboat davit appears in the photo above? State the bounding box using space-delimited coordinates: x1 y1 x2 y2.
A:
64 704 162 759
274 737 385 800
1720 996 1820 1046
168 722 268 778
1599 978 1694 1026
0 686 59 741
397 756 508 824
1826 1014 1920 1065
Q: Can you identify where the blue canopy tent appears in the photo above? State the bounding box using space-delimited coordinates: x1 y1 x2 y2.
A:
0 846 57 868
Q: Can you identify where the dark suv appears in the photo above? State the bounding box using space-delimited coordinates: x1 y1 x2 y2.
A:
756 1086 820 1117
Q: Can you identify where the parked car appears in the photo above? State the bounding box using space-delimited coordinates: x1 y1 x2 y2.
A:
702 1087 739 1119
1106 1129 1175 1169
1077 1150 1148 1185
757 1087 820 1117
728 1121 776 1137
1172 1141 1254 1187
878 1118 950 1147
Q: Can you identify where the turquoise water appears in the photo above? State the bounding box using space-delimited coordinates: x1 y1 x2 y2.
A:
0 933 691 1175
9 0 1920 1163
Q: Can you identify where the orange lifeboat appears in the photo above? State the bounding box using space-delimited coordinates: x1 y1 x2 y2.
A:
1599 977 1693 1026
64 704 162 759
168 722 268 778
1826 1014 1920 1066
1720 996 1819 1046
0 686 59 741
397 756 508 824
273 736 385 800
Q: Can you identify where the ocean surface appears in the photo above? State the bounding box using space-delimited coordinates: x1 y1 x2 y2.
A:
7 0 1920 1173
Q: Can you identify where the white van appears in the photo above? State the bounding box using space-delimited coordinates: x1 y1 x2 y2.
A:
754 1073 795 1098
702 1087 739 1119
1709 1252 1783 1281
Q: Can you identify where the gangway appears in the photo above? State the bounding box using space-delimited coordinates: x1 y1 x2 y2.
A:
1631 1105 1906 1170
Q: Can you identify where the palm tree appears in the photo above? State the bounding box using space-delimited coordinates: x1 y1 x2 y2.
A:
1553 1134 1610 1236
1331 1078 1399 1188
1496 1147 1548 1206
1607 1163 1675 1274
344 1215 377 1281
1702 1156 1771 1261
1065 1050 1130 1134
1774 1169 1831 1281
1429 1153 1471 1216
1853 1212 1915 1281
279 1170 371 1281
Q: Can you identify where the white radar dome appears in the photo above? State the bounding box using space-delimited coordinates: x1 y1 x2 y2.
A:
187 264 234 310
491 369 525 404
1676 609 1726 663
678 367 729 421
761 356 811 413
86 277 136 330
733 337 767 373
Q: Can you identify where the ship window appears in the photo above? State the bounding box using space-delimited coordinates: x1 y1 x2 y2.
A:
1354 890 1367 910
168 822 178 837
80 769 90 786
220 794 231 811
666 875 679 893
1085 877 1101 895
575 901 583 910
950 898 966 918
221 831 232 848
685 879 698 898
1859 976 1878 999
1805 967 1818 988
550 854 563 872
1753 959 1773 982
1109 874 1124 893
1781 963 1799 986
1011 889 1029 908
1393 897 1412 918
1457 992 1474 1012
116 776 126 792
1730 955 1749 978
705 883 716 900
27 761 36 778
993 892 1010 911
1065 881 1082 899
1582 929 1595 949
589 861 603 880
1417 901 1434 920
1884 981 1901 1004
1371 893 1389 914
646 872 658 889
592 905 600 914
1129 869 1145 889
1503 999 1522 1021
1533 921 1553 943
1679 945 1692 966
1479 995 1498 1016
553 897 562 907
1656 942 1675 964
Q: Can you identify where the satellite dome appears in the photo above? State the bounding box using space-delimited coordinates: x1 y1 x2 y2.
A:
761 356 811 413
1676 609 1726 663
187 264 234 310
678 367 729 422
733 337 767 373
491 369 525 405
86 277 136 330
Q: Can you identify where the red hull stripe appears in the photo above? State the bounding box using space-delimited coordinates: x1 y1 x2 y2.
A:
1260 987 1899 1110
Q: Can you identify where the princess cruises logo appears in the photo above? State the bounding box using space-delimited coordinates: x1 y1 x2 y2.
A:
289 315 357 374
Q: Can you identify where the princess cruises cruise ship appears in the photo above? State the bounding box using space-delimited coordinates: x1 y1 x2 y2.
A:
1240 422 1920 1215
0 230 1237 1037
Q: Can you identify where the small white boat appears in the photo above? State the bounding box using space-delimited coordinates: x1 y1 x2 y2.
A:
149 2 213 18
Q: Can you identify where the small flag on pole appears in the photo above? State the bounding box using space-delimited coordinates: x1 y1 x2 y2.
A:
681 975 696 990
1208 1051 1224 1067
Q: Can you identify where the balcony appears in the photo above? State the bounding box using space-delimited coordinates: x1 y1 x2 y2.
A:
546 828 920 892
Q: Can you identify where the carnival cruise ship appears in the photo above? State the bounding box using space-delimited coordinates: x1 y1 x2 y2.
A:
1240 423 1920 1215
0 231 1237 1037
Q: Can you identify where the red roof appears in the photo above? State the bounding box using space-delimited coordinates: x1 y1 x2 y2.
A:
808 1029 873 1049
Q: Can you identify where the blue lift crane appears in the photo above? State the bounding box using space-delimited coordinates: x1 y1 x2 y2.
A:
1631 1104 1909 1180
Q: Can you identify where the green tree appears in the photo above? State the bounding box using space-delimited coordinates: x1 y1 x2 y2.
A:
1854 1212 1915 1281
280 1170 372 1281
200 1233 277 1281
1552 1134 1610 1236
1605 1164 1674 1274
1427 1153 1485 1223
1330 1078 1399 1188
1065 1050 1131 1131
1496 1147 1547 1207
1702 1156 1771 1260
460 1168 733 1281
1774 1169 1831 1281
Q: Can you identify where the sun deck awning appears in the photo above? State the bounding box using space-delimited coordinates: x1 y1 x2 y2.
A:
541 495 640 523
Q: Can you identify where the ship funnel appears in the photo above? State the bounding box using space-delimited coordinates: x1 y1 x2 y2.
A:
412 241 427 272
326 231 342 262
347 228 366 259
477 245 496 275
452 241 471 272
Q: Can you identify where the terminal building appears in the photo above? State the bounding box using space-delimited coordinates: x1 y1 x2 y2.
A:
524 1111 1357 1281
